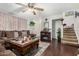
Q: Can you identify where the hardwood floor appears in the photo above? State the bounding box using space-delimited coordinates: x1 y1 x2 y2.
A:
41 39 78 56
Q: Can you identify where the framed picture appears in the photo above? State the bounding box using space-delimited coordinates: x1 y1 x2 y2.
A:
44 22 49 29
65 11 74 17
43 18 49 31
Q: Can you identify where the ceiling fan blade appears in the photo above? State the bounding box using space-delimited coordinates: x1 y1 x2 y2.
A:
16 3 27 7
22 8 28 13
32 11 36 15
34 7 44 11
28 3 35 8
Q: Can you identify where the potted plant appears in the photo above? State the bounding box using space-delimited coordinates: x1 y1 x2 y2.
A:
29 21 35 27
57 28 61 42
29 21 36 39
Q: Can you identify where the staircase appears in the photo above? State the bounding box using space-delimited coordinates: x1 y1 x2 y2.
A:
61 27 79 46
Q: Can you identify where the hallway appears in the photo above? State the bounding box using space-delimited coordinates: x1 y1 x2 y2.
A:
41 39 78 56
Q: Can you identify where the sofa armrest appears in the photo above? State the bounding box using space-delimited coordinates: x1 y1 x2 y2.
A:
0 50 16 56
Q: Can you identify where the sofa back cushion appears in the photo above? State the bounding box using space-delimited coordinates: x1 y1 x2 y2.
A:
0 31 14 38
6 31 14 38
14 31 19 38
0 31 2 38
22 31 27 37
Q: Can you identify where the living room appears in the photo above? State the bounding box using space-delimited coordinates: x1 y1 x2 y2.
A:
0 2 79 56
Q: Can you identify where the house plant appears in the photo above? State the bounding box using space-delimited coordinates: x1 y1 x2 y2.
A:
57 28 61 42
29 21 36 39
29 21 35 27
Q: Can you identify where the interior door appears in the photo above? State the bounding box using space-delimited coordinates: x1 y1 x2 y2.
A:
52 20 56 39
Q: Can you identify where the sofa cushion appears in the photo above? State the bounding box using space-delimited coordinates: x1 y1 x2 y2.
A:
14 32 19 38
22 31 27 37
0 44 6 52
0 39 5 46
0 31 2 37
6 31 14 38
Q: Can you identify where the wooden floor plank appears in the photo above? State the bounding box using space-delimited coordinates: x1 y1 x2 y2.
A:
41 39 78 56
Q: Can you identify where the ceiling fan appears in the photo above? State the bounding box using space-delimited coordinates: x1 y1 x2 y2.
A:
15 3 44 15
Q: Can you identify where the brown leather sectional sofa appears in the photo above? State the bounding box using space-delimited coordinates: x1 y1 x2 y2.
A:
0 30 38 56
0 30 28 56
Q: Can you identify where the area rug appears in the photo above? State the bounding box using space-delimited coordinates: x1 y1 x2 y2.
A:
34 42 50 56
11 42 50 56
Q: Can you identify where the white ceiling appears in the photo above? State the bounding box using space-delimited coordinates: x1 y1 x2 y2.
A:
0 3 79 19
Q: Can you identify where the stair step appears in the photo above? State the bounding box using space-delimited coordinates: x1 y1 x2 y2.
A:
64 30 75 33
64 29 74 31
63 36 77 39
61 40 79 47
64 27 73 29
63 29 74 32
64 30 74 32
63 27 78 47
63 33 76 36
64 28 73 31
62 38 78 42
64 28 73 29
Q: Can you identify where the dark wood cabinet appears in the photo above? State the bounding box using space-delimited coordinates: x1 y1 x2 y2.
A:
40 31 51 42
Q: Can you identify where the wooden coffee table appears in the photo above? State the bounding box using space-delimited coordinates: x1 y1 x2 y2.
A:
8 38 39 55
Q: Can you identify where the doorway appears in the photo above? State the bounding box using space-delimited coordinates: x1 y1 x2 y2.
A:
52 20 56 39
